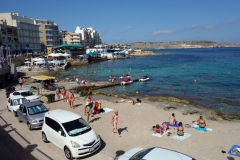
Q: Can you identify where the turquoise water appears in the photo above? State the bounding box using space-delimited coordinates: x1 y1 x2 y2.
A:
60 47 240 118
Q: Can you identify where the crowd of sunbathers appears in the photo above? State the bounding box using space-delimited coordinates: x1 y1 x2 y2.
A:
153 113 207 136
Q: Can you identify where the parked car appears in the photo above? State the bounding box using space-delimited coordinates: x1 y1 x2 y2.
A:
117 147 195 160
42 109 101 159
7 94 28 117
11 90 40 102
17 101 48 130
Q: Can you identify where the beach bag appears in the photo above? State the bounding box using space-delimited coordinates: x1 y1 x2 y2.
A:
98 103 102 110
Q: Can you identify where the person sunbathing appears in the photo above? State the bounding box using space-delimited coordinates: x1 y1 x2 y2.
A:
154 124 163 135
132 98 141 105
169 113 177 125
177 122 184 136
197 116 206 128
162 123 169 132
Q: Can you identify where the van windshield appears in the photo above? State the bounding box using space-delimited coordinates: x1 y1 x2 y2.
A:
62 118 91 136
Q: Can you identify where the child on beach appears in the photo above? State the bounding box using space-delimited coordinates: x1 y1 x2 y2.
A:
111 110 121 137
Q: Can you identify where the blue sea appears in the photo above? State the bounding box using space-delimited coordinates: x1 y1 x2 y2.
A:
60 47 240 118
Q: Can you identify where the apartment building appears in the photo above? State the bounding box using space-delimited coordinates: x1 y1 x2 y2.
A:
0 13 41 53
34 19 62 51
64 32 82 44
86 27 101 48
0 20 19 56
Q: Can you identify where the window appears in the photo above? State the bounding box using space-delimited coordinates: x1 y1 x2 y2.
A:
23 106 27 113
19 105 24 112
62 118 91 136
27 104 48 115
45 117 64 134
2 37 5 41
26 44 29 47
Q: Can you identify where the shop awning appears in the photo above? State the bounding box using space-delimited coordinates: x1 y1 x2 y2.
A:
31 75 55 80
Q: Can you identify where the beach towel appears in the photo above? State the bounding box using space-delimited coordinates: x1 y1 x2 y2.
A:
152 131 169 138
100 107 113 114
228 145 240 157
162 121 179 127
172 132 191 141
192 124 213 132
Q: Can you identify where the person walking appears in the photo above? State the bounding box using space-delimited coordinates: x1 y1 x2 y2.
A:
111 110 122 137
68 90 75 108
18 77 23 88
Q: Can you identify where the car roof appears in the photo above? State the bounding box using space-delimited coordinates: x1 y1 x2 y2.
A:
9 95 25 99
14 90 30 93
22 101 43 108
143 147 194 160
46 109 81 123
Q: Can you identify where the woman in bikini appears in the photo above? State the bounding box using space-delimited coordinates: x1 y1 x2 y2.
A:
154 124 163 135
177 122 184 136
197 116 206 128
112 111 121 137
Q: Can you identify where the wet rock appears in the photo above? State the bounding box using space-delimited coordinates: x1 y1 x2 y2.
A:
163 106 177 111
182 109 199 115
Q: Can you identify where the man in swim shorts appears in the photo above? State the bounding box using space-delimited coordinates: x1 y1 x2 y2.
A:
68 90 75 108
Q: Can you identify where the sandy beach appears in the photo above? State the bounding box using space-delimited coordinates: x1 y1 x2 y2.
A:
2 75 239 160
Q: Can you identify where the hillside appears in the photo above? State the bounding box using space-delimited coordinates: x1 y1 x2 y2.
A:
130 40 240 50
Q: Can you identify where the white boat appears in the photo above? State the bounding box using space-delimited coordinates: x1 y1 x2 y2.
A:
139 76 150 82
120 80 133 85
119 75 131 79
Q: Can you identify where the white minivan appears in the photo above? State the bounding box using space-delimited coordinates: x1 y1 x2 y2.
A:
41 109 101 159
7 95 28 117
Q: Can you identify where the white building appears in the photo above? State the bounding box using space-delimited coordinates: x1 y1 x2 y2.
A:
0 13 41 53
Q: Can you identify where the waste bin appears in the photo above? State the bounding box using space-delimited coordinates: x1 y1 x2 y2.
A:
50 94 55 102
29 86 33 92
45 94 51 103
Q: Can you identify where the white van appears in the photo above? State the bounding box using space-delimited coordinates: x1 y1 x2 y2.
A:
41 109 101 159
7 95 28 117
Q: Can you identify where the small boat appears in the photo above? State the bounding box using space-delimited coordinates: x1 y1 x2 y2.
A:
120 79 133 85
139 76 150 82
119 74 131 79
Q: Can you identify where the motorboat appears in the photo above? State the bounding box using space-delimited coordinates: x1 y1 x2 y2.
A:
119 74 131 79
139 76 150 82
120 79 133 85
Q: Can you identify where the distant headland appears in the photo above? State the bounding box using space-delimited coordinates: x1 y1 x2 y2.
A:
130 40 240 50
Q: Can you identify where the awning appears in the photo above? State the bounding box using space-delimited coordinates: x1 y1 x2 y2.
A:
31 75 55 80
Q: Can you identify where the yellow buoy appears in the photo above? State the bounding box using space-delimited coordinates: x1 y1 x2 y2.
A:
136 91 138 94
194 80 197 83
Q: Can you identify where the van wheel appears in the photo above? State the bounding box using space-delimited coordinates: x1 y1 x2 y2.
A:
27 122 32 131
64 147 72 159
42 132 49 143
14 111 18 117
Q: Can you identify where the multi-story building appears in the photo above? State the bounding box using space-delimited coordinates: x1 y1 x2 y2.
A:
86 27 101 48
0 13 41 53
61 26 102 48
34 19 62 52
0 20 19 56
63 32 82 44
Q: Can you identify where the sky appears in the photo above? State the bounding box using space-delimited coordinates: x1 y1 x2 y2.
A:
1 0 240 44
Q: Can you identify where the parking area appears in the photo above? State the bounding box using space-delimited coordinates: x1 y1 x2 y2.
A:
0 88 115 160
